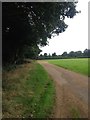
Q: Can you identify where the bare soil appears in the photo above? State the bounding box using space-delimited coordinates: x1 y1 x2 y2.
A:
38 61 88 118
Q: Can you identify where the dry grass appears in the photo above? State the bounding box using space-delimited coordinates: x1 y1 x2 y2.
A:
3 63 34 118
2 62 55 118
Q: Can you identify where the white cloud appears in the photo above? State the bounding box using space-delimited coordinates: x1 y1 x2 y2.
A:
40 0 88 55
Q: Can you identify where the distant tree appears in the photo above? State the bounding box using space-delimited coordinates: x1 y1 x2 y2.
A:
88 49 90 58
83 49 90 58
83 49 88 57
61 52 68 57
48 53 51 57
68 51 75 58
44 53 47 57
52 52 57 56
75 51 83 57
40 54 43 57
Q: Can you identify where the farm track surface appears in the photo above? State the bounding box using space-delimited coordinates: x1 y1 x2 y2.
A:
38 61 88 118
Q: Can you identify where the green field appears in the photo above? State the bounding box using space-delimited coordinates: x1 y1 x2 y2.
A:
3 62 55 118
48 58 89 76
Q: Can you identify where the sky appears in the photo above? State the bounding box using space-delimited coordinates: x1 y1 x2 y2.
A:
40 0 88 55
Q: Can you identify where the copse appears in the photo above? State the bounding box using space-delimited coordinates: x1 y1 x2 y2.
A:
2 2 78 65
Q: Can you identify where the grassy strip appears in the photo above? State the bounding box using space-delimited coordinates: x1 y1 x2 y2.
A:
48 58 89 76
3 62 55 118
70 106 80 118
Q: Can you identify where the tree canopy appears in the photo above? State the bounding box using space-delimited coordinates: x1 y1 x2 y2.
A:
2 2 79 65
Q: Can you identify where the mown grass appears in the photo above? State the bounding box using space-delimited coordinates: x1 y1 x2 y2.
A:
48 58 89 76
3 62 55 118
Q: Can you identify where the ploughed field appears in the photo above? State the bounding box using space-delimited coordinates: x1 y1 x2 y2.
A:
47 58 89 76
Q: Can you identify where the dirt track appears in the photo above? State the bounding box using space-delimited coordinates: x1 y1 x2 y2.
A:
38 61 88 118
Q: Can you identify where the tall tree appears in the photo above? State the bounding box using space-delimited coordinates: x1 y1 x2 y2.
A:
2 2 79 65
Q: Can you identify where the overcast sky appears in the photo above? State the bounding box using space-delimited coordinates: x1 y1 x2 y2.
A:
40 0 88 55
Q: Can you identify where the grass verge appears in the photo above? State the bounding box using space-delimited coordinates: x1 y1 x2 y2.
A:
70 106 80 118
3 62 55 118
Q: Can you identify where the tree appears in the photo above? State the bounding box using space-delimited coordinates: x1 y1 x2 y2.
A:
40 54 43 57
68 51 75 58
83 49 88 57
44 53 47 57
75 51 83 57
48 53 51 57
88 49 90 58
23 45 42 59
83 49 90 58
2 2 79 65
52 52 57 56
61 52 68 57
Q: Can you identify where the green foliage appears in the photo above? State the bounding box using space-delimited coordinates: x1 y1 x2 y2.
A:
23 45 42 59
2 2 78 64
48 58 89 76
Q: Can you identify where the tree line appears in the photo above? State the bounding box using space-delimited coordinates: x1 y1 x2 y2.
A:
3 2 79 66
38 49 90 59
